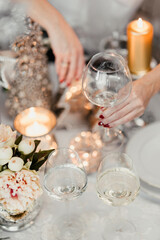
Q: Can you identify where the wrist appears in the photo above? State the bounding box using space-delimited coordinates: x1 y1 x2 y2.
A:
138 64 160 98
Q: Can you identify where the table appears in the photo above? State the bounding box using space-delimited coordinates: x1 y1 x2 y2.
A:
0 65 160 240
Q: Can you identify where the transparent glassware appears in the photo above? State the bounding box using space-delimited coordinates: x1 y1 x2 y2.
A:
0 170 43 232
96 152 140 239
0 197 42 232
82 51 132 152
43 148 87 240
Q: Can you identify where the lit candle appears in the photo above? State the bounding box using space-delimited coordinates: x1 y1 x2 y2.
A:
14 107 56 137
127 18 153 76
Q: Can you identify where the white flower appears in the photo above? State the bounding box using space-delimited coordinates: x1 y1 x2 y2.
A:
0 147 13 166
0 159 10 166
8 157 24 172
0 169 13 176
18 139 35 155
0 124 16 148
0 169 43 215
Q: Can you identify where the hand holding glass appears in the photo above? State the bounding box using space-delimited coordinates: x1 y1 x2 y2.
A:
82 52 132 151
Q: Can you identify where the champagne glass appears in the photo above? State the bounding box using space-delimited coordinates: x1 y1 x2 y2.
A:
82 52 132 152
96 152 140 239
43 148 87 240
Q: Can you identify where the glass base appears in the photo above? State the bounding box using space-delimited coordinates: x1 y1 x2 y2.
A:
102 218 136 240
42 215 85 240
100 128 124 153
0 219 35 232
0 199 42 232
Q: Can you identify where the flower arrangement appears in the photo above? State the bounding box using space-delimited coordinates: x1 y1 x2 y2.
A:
0 124 54 222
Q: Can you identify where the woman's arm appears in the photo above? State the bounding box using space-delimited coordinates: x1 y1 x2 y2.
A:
22 0 85 86
99 64 160 128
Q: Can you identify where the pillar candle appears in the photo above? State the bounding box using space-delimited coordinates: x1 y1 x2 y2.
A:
127 18 153 76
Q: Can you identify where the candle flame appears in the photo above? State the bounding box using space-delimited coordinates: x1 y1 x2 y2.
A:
28 107 36 119
137 18 143 28
25 121 49 137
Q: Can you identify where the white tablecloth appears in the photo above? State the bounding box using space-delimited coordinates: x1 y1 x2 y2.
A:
0 65 160 239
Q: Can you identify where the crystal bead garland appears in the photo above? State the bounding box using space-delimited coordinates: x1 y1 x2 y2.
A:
5 18 53 118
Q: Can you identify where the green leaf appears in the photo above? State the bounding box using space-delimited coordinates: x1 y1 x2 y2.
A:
15 135 23 145
32 149 54 164
34 140 41 152
30 158 47 171
30 149 55 171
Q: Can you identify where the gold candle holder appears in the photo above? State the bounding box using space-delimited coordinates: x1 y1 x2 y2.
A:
14 107 57 149
14 107 56 137
127 18 153 76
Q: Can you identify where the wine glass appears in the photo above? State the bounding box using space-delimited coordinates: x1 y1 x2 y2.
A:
82 51 132 152
43 148 87 240
96 152 140 239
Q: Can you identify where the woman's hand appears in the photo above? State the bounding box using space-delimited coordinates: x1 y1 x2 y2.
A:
98 75 158 128
47 12 85 86
24 0 85 85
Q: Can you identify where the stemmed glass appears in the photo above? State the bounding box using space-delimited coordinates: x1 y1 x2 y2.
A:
96 152 140 239
82 51 132 151
43 148 87 240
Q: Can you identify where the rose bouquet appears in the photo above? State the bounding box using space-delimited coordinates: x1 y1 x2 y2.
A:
0 124 54 231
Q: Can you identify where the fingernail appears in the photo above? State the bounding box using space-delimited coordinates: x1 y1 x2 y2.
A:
99 114 104 119
100 107 105 111
67 82 71 87
60 79 64 83
98 121 104 126
103 124 111 128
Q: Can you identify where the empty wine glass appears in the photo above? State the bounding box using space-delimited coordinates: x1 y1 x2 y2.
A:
82 51 132 152
96 152 140 239
43 148 87 240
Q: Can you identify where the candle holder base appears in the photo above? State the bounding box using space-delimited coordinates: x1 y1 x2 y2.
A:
131 58 157 80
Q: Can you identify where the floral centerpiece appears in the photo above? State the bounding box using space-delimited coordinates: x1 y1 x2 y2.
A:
0 124 54 231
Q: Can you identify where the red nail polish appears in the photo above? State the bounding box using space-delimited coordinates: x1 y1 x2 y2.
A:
100 107 105 110
98 121 104 126
60 79 64 83
103 124 111 128
99 114 104 119
67 82 71 87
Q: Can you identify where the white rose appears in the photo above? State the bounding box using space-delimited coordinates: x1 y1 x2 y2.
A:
0 159 10 166
0 147 13 162
0 169 13 176
0 124 16 148
8 157 24 172
18 139 35 155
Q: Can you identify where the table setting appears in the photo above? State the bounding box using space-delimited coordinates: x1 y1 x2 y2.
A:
0 6 160 240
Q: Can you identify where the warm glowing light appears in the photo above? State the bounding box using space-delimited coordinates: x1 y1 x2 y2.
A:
82 152 89 159
127 18 153 75
137 18 143 28
25 121 48 137
75 137 81 142
69 131 103 174
14 107 56 137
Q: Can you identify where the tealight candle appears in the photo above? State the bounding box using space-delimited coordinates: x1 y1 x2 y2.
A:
127 18 153 76
14 107 56 137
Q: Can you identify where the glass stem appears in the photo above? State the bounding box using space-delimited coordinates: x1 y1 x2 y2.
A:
103 128 112 142
65 200 71 223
